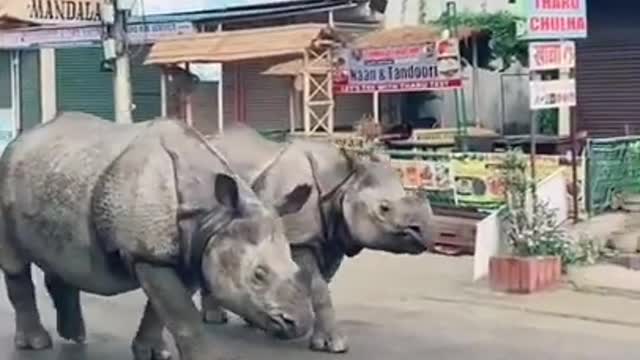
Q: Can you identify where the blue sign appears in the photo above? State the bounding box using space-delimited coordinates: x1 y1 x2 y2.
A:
136 0 305 16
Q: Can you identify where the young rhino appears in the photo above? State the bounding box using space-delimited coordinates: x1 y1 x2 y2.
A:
0 112 314 360
203 124 435 353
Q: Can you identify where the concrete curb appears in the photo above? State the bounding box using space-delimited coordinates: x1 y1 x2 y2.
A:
409 293 640 329
568 281 640 301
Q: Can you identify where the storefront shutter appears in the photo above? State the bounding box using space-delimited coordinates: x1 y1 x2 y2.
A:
130 47 161 122
576 1 640 138
56 47 115 120
56 46 161 122
0 51 11 109
19 50 41 130
243 59 291 131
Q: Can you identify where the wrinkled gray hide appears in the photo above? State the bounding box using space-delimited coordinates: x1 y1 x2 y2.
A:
0 113 314 360
203 124 435 353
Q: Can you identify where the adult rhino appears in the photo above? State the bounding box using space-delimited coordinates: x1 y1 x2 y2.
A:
0 113 314 360
201 124 435 353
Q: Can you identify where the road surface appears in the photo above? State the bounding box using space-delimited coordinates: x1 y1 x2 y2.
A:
1 258 639 360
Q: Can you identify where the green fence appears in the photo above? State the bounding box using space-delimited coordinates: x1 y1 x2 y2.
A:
586 136 640 215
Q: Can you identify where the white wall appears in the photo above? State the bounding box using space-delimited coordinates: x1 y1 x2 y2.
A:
417 63 530 133
40 48 57 123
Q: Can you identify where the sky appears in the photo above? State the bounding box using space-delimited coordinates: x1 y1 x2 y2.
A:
133 0 303 16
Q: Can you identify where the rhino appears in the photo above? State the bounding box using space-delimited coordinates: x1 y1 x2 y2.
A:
200 124 435 353
0 112 315 360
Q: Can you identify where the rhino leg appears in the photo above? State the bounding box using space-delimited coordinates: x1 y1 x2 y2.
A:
44 274 86 344
135 262 225 360
132 300 172 360
292 249 349 354
200 289 229 324
3 266 53 350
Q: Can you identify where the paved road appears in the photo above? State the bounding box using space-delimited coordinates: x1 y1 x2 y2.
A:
1 266 639 360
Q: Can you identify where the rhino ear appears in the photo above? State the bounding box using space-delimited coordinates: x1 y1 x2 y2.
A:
215 174 241 213
275 184 312 217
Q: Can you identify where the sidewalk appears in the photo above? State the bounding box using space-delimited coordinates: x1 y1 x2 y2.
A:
330 251 640 328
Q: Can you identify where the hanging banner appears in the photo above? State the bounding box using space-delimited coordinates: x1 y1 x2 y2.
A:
530 79 576 110
333 38 463 94
520 0 588 40
0 0 103 25
528 41 575 71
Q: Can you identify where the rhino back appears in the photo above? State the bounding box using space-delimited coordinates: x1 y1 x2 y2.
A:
92 119 262 271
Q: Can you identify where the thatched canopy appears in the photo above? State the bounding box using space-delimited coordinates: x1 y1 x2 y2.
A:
350 25 482 49
261 24 486 77
145 23 346 65
262 57 331 76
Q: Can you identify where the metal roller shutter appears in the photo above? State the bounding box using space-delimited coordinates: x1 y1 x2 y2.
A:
242 59 291 131
130 47 162 122
191 63 238 135
56 46 161 122
335 93 371 129
577 39 640 138
56 47 115 120
576 0 640 138
0 51 12 109
19 50 41 130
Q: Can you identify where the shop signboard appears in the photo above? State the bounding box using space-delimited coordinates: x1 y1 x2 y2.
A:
518 0 588 40
529 78 576 110
1 0 306 25
0 0 103 25
528 41 575 71
0 21 195 49
333 38 463 94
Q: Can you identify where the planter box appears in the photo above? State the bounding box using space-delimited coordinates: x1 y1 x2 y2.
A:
489 256 562 294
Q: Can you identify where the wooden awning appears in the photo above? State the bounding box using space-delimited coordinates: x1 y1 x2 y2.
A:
0 0 103 28
145 23 344 65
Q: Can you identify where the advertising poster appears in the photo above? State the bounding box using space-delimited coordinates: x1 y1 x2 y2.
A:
333 38 463 94
390 159 455 192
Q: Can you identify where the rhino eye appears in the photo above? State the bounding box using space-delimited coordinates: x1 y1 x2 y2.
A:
253 266 269 284
379 201 391 214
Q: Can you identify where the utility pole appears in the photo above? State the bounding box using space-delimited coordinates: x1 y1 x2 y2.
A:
104 0 133 123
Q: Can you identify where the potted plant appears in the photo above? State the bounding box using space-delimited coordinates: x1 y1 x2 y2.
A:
489 150 571 294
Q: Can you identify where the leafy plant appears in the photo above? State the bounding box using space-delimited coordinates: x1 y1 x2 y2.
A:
499 150 576 268
538 109 559 135
431 10 528 71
